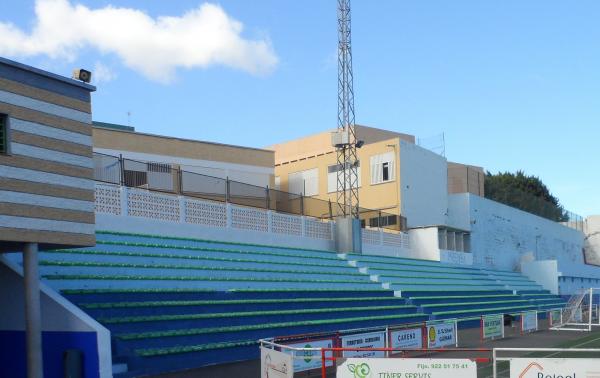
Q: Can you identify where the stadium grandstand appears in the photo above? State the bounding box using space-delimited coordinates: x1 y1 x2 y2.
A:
1 58 600 378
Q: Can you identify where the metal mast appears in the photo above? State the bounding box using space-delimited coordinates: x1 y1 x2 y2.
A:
336 0 359 218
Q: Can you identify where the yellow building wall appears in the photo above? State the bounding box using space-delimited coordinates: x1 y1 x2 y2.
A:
274 137 402 216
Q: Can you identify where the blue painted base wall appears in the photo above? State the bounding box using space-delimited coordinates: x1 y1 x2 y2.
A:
0 330 99 378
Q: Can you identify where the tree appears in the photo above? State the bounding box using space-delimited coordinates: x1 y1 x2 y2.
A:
484 170 568 222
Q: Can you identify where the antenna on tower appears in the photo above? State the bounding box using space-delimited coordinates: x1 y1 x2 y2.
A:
332 0 360 219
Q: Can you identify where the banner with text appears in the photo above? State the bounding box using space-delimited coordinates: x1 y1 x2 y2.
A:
261 347 293 378
482 314 504 339
549 310 561 326
522 311 538 332
389 327 423 353
341 331 386 358
283 338 333 372
427 322 456 348
338 358 477 378
510 358 599 378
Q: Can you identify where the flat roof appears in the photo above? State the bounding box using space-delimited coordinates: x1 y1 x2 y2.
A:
0 56 96 91
93 123 274 153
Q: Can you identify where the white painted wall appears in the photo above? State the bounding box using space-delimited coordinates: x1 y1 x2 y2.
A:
0 256 112 378
446 193 600 294
399 141 448 228
521 260 559 294
408 227 441 261
96 213 336 252
94 147 273 187
584 215 600 266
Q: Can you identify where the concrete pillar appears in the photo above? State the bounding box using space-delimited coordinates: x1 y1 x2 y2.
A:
23 242 43 378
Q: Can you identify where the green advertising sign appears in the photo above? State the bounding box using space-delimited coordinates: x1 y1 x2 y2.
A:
550 310 561 325
482 314 503 339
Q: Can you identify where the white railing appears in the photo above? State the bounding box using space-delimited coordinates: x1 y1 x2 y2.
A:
361 227 410 249
95 183 334 240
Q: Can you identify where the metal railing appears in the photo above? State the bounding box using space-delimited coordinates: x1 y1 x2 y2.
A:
93 152 406 231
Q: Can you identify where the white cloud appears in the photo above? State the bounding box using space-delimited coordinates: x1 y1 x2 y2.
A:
92 62 116 84
0 0 278 83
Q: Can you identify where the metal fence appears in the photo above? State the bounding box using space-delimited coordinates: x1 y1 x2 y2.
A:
93 152 405 231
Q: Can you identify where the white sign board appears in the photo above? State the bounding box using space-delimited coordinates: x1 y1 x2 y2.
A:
341 331 386 358
261 347 293 378
522 311 537 332
282 339 333 372
338 358 477 378
389 328 423 351
427 322 456 348
510 358 600 378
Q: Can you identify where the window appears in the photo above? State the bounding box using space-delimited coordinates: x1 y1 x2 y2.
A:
288 168 318 196
369 214 398 228
327 161 361 193
370 151 395 184
0 114 8 154
382 162 390 181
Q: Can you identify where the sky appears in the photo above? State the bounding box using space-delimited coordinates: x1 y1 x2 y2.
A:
1 0 599 216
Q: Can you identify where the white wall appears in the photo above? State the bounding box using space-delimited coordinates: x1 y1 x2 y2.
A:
399 141 448 228
584 215 600 266
408 227 441 261
0 257 112 378
447 194 600 288
94 147 273 187
521 260 559 294
96 213 336 252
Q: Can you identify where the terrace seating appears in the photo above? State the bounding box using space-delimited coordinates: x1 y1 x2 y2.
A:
5 231 566 376
9 231 427 377
342 253 566 320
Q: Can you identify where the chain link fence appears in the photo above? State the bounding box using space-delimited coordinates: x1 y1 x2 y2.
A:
93 152 405 231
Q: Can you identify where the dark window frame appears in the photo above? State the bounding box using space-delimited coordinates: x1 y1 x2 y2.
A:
382 162 390 182
0 113 8 155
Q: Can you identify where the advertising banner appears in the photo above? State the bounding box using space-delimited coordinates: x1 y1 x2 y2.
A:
389 327 423 352
340 331 386 358
282 338 333 372
522 311 538 332
482 314 503 339
261 347 293 378
549 310 561 326
338 358 477 378
427 322 456 348
509 358 599 378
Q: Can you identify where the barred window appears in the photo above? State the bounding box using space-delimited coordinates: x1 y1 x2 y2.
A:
0 114 7 154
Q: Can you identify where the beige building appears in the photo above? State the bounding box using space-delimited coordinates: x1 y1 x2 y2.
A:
448 162 485 196
92 122 275 189
268 125 484 230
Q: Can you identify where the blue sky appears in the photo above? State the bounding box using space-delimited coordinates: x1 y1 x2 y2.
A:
2 0 599 216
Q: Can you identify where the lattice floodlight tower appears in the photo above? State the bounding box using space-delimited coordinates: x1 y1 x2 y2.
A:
332 0 362 253
551 287 600 332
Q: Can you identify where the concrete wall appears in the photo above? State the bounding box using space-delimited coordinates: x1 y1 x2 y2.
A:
447 162 485 196
400 140 448 228
521 260 559 294
0 257 111 378
96 212 336 252
407 228 440 261
584 215 600 266
446 193 600 293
